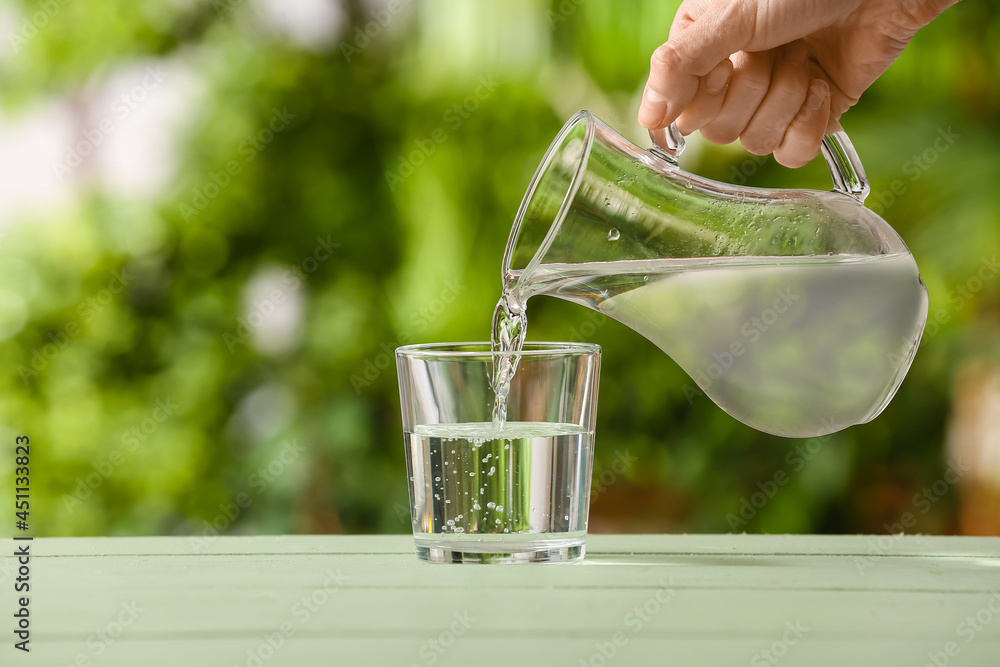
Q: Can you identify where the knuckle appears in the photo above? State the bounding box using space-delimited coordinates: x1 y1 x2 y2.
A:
790 107 814 130
652 42 684 70
772 76 808 103
733 54 772 91
740 73 771 97
774 109 798 131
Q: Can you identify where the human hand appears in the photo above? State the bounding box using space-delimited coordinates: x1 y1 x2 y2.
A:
638 0 961 167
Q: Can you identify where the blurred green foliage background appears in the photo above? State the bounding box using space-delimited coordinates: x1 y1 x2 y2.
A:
0 0 997 539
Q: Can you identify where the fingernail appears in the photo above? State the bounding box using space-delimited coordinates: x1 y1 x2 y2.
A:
806 79 829 111
704 66 731 94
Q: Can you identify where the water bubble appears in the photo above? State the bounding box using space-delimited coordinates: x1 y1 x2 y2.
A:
495 518 501 525
469 472 475 477
488 466 496 476
434 476 441 482
434 494 440 500
487 502 496 509
504 444 510 450
445 499 451 504
496 505 504 513
607 227 620 241
455 527 464 533
473 503 481 510
503 528 509 533
564 515 569 520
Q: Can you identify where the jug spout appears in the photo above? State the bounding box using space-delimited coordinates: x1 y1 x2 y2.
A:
501 111 928 438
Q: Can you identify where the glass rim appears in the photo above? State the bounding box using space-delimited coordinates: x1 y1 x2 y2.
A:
396 341 601 358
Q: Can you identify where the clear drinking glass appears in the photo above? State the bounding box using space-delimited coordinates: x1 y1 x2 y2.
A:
396 342 601 563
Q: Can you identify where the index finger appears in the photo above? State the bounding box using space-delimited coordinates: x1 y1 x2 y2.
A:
639 0 756 128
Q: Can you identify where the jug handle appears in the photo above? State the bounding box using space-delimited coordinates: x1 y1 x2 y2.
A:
648 123 871 203
820 131 870 202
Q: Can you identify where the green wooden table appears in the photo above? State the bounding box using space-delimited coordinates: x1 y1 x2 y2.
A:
5 534 999 666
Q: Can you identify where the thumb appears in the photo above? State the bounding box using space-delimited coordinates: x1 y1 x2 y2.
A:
640 0 755 128
671 0 863 61
668 1 757 74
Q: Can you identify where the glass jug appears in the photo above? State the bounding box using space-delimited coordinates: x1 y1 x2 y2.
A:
500 110 928 438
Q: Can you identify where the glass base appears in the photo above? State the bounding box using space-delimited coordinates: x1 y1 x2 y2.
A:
414 534 586 564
